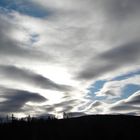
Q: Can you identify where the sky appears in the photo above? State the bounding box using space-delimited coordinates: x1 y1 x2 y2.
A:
0 0 140 118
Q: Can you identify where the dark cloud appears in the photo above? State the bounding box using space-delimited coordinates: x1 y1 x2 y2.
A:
0 86 46 114
101 41 140 63
76 41 140 80
73 0 140 81
43 99 77 113
0 65 73 91
125 93 140 105
110 102 139 111
104 0 140 21
109 91 140 112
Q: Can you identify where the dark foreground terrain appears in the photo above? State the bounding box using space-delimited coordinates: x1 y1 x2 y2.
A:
0 115 140 140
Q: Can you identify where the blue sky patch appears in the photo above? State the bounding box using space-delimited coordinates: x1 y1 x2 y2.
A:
121 84 140 99
88 80 107 94
87 80 107 100
87 71 140 101
0 0 51 18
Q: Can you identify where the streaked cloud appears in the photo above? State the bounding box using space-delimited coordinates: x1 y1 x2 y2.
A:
0 65 73 91
108 91 140 115
0 86 46 116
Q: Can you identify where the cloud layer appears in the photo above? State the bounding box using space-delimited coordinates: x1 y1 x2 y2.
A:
0 0 140 117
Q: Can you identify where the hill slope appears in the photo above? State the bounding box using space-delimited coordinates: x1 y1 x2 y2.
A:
0 115 140 140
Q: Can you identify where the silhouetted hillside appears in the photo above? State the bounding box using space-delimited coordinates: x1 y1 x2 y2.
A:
0 115 140 140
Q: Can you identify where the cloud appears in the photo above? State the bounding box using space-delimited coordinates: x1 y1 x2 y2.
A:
82 100 108 114
22 98 85 117
76 41 140 80
108 91 140 115
126 92 140 105
0 65 73 91
84 91 140 115
0 11 52 65
95 75 140 98
0 86 46 115
103 0 140 21
41 99 83 114
85 90 140 115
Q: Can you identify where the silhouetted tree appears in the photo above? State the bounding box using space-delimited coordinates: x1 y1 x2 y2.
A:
27 115 31 123
11 114 16 122
6 115 9 123
63 112 68 119
0 117 2 123
11 114 14 122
